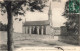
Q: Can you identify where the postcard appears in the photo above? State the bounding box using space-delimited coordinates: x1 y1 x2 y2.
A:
0 0 80 51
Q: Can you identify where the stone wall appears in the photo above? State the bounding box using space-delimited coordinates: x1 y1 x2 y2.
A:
60 26 67 35
46 26 54 35
54 27 61 36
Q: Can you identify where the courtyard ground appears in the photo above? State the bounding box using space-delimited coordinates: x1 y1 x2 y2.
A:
0 31 78 51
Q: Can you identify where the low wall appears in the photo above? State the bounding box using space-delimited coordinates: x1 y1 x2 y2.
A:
59 36 79 45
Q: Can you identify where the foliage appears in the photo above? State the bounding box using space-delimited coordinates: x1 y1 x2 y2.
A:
0 0 48 16
0 22 7 31
63 0 80 35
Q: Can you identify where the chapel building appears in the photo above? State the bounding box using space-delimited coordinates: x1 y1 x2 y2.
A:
22 2 54 35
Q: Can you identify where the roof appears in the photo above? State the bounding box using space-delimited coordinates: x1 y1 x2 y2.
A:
23 20 50 26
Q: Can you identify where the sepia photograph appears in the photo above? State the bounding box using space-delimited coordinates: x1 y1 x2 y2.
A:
0 0 80 51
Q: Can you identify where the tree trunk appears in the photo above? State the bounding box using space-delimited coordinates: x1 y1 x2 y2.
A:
6 2 14 51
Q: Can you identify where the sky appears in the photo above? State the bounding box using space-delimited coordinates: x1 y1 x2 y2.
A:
0 0 68 27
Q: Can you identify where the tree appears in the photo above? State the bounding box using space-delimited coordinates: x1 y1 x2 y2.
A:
63 0 80 35
0 21 3 31
0 23 7 31
0 0 48 51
